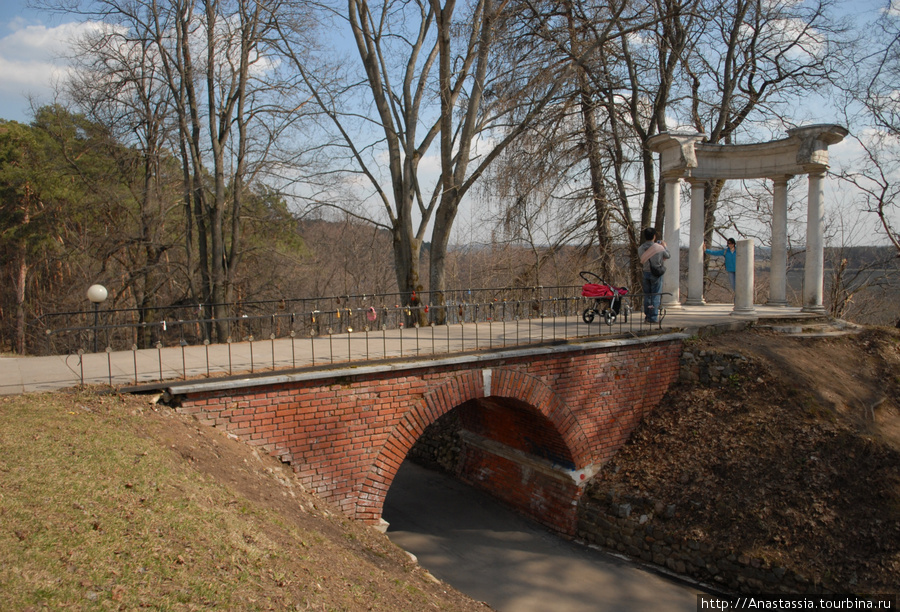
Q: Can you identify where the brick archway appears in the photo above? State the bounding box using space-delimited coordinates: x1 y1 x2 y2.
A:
356 368 592 529
167 336 684 534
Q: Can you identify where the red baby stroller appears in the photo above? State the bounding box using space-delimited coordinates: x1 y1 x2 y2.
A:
580 271 630 326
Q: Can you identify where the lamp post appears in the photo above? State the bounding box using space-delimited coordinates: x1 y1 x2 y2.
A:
87 284 108 353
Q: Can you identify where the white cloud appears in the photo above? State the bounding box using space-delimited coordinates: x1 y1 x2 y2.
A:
0 20 99 120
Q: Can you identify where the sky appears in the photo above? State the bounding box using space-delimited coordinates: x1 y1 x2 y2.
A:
0 1 89 122
0 0 889 124
0 0 896 247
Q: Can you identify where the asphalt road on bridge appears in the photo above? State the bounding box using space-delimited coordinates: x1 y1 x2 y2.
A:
383 461 708 612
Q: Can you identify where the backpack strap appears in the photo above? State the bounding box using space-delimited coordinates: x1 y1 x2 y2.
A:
640 243 665 264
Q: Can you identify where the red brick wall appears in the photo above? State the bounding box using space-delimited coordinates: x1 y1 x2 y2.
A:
458 398 575 467
459 441 584 534
173 339 682 530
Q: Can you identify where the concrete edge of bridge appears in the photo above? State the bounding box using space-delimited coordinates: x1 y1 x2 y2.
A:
147 330 694 401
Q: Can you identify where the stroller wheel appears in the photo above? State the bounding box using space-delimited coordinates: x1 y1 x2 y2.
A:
582 308 596 324
603 309 616 326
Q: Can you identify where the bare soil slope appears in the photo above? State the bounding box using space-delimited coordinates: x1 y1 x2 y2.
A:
592 326 900 593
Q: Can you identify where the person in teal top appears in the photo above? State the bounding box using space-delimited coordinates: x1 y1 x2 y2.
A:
705 237 737 290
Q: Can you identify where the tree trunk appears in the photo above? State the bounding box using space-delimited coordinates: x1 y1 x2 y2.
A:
15 253 27 355
580 90 615 282
703 178 725 290
392 225 426 326
428 202 455 324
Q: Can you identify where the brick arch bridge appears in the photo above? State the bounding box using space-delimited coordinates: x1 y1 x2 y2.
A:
165 334 685 535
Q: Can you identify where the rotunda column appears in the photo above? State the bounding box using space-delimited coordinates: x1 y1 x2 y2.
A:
733 238 756 317
685 179 706 305
802 170 827 313
661 177 682 310
768 176 791 307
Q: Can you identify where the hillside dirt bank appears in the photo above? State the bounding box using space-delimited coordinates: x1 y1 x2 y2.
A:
586 326 900 593
4 326 897 608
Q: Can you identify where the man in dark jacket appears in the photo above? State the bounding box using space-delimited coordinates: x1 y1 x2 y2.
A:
637 227 670 323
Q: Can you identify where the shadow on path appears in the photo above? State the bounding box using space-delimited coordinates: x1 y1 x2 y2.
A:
383 461 706 612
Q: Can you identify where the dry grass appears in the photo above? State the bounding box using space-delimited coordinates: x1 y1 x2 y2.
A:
0 390 488 611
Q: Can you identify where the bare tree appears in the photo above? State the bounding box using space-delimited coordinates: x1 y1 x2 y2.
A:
583 0 696 287
477 0 688 289
679 0 850 252
46 0 317 340
66 21 185 347
823 211 898 322
466 0 848 295
834 3 900 257
276 0 575 322
838 134 900 256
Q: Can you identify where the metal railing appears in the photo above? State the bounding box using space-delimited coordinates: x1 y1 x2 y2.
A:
31 285 668 387
35 286 570 352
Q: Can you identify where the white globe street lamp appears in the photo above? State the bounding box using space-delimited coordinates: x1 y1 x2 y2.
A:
87 284 108 352
87 284 108 304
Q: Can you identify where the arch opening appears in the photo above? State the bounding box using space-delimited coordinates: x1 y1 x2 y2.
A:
394 396 588 536
360 365 625 534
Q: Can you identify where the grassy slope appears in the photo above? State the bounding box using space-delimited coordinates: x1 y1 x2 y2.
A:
0 391 488 611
